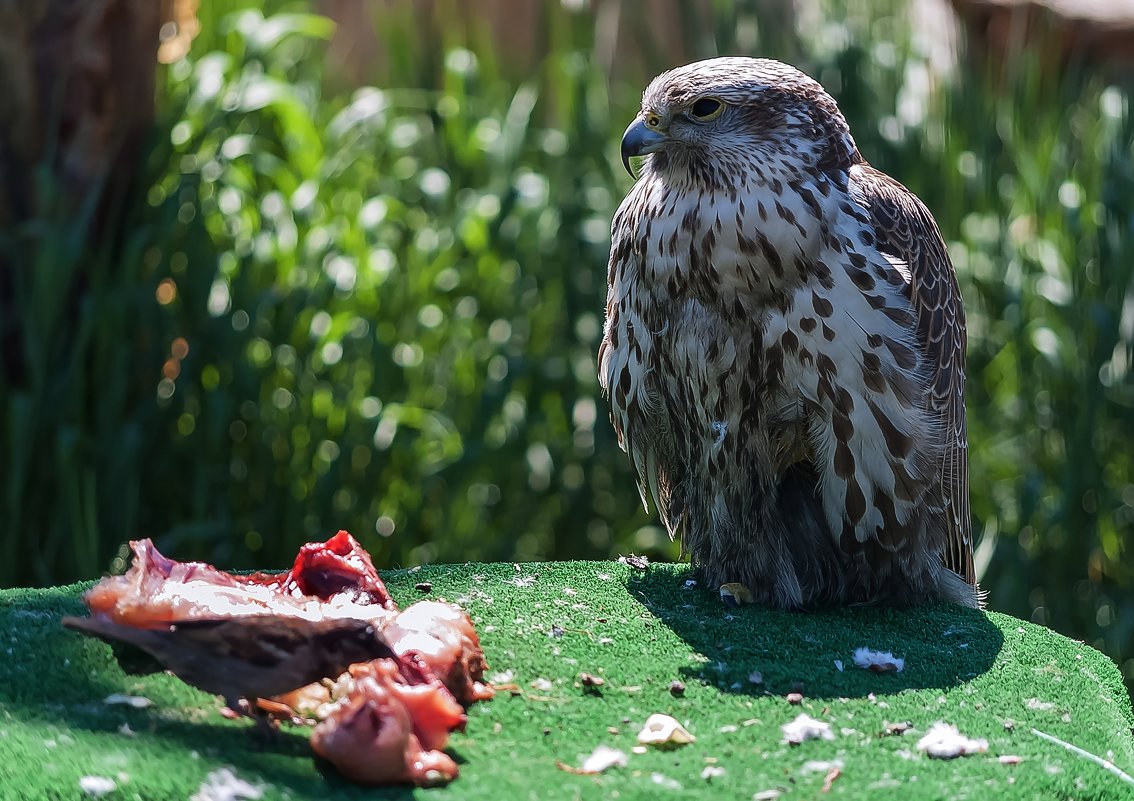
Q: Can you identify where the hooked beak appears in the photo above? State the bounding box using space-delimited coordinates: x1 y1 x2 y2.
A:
620 117 666 177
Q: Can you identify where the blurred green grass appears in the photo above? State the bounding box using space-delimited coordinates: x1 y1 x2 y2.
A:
1 0 1132 689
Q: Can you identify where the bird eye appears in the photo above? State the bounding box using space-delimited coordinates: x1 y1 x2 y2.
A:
690 97 724 120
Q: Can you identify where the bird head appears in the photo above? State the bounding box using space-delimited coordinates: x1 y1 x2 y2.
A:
621 57 860 181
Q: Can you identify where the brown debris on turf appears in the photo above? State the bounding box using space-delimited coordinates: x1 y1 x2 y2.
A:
579 672 605 694
554 761 588 775
821 766 841 792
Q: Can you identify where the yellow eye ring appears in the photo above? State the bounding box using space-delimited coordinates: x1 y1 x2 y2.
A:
689 97 725 121
645 113 662 128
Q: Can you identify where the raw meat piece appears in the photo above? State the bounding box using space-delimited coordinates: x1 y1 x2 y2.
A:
67 531 495 788
82 533 396 628
311 659 461 786
384 601 494 704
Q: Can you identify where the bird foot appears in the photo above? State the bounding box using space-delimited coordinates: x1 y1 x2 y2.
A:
221 697 282 741
247 710 284 744
719 583 754 608
219 700 249 720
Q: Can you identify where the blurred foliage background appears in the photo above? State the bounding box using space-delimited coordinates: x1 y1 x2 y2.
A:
2 0 1133 689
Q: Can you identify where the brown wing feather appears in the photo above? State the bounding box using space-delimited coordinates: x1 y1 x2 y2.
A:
848 163 975 585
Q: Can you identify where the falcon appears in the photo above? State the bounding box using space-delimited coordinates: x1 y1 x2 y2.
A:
599 57 979 609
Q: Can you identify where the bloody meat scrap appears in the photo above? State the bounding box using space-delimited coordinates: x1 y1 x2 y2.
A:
66 531 494 786
310 656 467 785
282 530 395 609
82 531 396 628
383 600 494 704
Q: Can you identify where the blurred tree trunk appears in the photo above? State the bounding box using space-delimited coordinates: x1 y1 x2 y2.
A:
0 0 163 386
949 0 1134 77
318 0 803 88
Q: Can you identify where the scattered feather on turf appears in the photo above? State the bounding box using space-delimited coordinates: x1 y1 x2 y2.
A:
801 759 843 775
852 647 904 673
700 765 725 781
103 693 152 708
576 744 628 774
1030 727 1134 786
781 714 834 745
916 722 989 758
189 767 264 801
79 776 117 797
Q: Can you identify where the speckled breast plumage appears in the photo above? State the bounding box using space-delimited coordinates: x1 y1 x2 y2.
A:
599 57 978 609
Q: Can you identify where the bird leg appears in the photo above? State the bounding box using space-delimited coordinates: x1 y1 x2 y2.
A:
220 695 281 740
249 704 283 741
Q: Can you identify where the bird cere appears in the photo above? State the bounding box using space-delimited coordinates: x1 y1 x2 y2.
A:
62 531 493 787
600 57 979 609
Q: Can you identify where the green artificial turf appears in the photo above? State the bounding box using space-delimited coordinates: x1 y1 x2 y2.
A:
2 560 1133 800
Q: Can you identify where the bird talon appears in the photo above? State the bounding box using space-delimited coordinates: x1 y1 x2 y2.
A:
719 583 753 607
